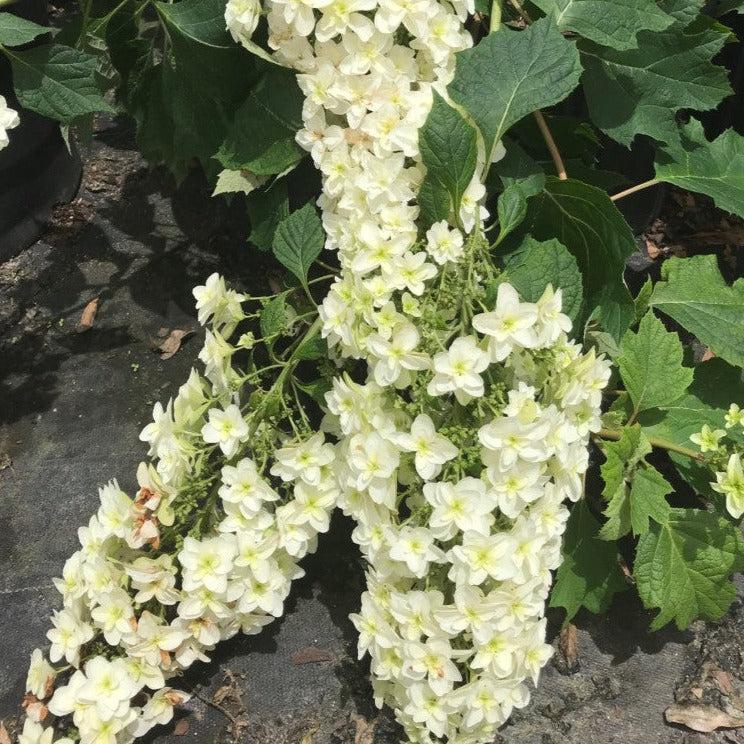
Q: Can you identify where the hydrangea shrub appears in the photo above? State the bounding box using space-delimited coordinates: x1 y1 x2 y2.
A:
4 0 744 743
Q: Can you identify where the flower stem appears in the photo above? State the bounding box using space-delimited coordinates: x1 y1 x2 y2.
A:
533 111 568 181
610 179 659 202
598 427 703 461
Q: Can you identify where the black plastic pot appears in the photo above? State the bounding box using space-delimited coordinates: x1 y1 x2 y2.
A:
0 0 82 262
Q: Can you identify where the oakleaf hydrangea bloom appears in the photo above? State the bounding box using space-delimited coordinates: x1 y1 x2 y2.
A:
0 95 20 151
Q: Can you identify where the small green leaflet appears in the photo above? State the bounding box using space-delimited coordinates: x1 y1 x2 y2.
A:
502 237 583 325
635 508 744 630
448 19 582 162
247 180 290 252
638 357 744 448
523 177 636 340
651 254 744 368
0 13 51 46
655 121 744 219
260 295 288 340
617 311 693 414
217 66 304 176
7 44 113 123
581 26 731 147
272 203 324 287
550 500 628 624
531 0 674 50
599 426 672 540
419 92 478 219
294 334 327 360
212 170 264 197
495 186 528 245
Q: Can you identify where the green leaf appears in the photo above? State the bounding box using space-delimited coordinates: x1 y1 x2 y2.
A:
581 26 731 147
247 180 290 252
523 177 635 339
502 237 583 325
531 0 674 50
628 467 674 535
494 140 546 197
7 44 112 123
650 254 744 367
634 277 653 323
213 170 264 197
272 203 324 286
418 176 451 229
0 12 51 46
716 0 744 14
217 66 304 176
635 508 744 630
294 334 327 360
655 121 744 219
658 0 704 26
448 19 582 161
260 295 288 339
638 358 744 449
618 311 693 414
155 0 256 101
419 92 478 218
495 185 528 245
550 500 628 623
599 427 672 539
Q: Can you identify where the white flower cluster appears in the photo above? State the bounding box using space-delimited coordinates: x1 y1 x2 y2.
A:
0 94 20 151
691 408 744 520
223 0 613 739
327 286 610 743
226 0 479 361
20 278 337 744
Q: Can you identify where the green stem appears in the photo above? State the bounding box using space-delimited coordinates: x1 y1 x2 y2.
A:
598 427 703 461
489 0 502 31
611 179 659 202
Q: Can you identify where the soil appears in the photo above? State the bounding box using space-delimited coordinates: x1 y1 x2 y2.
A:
1 118 743 744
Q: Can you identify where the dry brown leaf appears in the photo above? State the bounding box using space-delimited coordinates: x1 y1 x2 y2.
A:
174 718 190 736
0 721 11 744
154 329 195 360
701 347 716 362
557 623 579 673
645 237 661 259
665 704 744 733
691 687 705 700
291 646 334 665
351 714 377 744
76 298 100 333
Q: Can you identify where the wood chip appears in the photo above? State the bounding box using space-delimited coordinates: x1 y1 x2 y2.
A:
351 714 377 744
0 722 11 744
712 669 735 696
291 646 334 665
212 684 233 706
76 297 100 333
153 329 195 359
174 718 190 736
557 623 579 674
665 704 744 733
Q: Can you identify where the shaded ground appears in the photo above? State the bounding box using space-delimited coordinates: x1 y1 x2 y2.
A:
1 120 743 744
